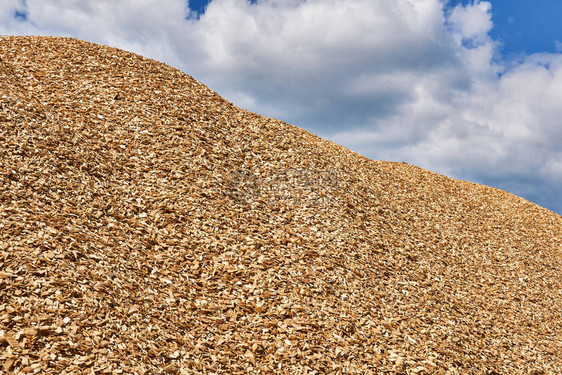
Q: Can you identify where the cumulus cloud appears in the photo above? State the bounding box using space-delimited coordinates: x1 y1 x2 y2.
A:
333 2 562 212
1 0 561 213
185 0 455 127
447 0 492 44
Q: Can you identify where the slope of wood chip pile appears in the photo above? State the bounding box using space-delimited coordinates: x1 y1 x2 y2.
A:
1 36 561 374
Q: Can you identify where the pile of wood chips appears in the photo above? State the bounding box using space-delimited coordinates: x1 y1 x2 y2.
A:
1 36 561 374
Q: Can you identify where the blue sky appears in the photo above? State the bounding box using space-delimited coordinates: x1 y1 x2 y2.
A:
447 0 562 56
188 0 256 17
187 0 210 15
1 0 562 214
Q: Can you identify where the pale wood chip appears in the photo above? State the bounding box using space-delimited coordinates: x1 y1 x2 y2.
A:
0 35 561 374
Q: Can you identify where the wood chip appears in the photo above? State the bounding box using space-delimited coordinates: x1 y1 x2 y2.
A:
23 328 38 336
3 332 19 348
3 358 15 372
0 35 561 374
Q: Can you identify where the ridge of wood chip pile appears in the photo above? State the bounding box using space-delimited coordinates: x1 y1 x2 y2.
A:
0 36 561 375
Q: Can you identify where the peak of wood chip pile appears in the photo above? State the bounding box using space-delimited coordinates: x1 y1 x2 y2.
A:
0 36 561 375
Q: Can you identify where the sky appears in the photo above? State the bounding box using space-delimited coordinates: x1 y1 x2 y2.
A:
1 0 562 214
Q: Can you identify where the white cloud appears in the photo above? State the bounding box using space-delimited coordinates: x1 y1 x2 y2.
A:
334 43 562 210
182 0 459 127
447 0 492 44
0 0 29 33
1 0 561 213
